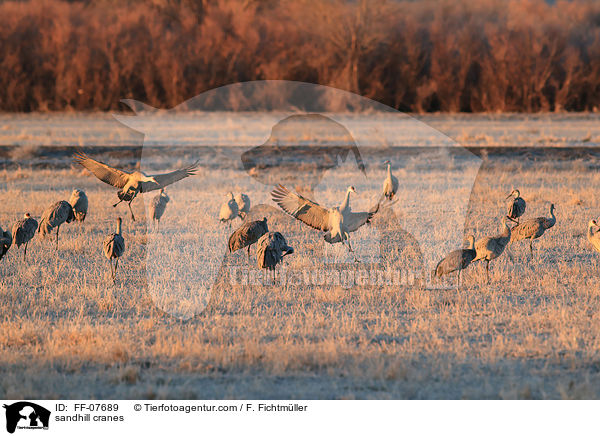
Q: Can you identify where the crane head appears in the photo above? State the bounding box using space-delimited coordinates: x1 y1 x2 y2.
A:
506 189 519 199
348 186 357 194
383 159 391 166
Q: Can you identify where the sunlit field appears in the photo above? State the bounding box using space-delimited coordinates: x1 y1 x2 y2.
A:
2 114 600 399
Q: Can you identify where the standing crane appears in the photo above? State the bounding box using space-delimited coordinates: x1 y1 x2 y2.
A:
69 189 88 222
103 217 125 282
432 235 476 287
12 213 38 260
473 216 512 283
235 193 250 219
228 218 269 265
509 204 556 258
38 200 75 249
149 188 170 231
587 219 600 253
382 160 398 200
256 231 294 282
271 184 380 262
74 150 199 221
219 192 239 227
506 189 526 224
0 226 12 261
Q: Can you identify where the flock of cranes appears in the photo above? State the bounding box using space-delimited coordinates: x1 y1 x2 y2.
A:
2 147 597 288
433 194 557 286
1 151 200 281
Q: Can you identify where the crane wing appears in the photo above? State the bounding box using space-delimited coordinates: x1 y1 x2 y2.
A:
271 184 331 231
140 161 200 193
74 151 130 189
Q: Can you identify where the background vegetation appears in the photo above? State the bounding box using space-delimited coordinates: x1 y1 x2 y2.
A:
0 0 599 112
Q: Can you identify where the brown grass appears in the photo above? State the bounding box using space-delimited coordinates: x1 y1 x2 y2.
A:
2 145 600 398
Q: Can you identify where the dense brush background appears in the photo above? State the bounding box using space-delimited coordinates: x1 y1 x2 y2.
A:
0 0 599 112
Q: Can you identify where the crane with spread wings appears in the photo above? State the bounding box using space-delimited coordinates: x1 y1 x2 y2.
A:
74 151 199 220
271 184 381 262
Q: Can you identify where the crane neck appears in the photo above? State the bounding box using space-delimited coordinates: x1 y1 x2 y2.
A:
387 163 392 178
467 236 475 250
547 207 556 227
116 220 122 235
340 190 352 211
501 220 511 238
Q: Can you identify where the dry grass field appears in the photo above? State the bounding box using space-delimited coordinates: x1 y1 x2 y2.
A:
2 136 600 400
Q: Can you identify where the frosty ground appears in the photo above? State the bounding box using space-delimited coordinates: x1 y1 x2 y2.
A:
1 114 600 399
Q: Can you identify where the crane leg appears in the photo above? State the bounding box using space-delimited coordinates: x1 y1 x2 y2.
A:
486 260 490 283
457 269 461 288
108 259 114 281
112 199 122 208
128 201 135 221
55 225 60 249
247 245 251 267
23 242 28 261
114 258 119 282
345 238 359 263
529 238 534 259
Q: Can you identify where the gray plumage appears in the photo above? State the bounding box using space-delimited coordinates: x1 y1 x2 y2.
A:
473 216 511 283
74 150 199 221
220 192 239 226
432 235 476 286
256 231 294 271
510 203 556 258
12 213 38 260
103 217 125 281
235 193 250 219
0 225 12 261
38 200 75 248
382 160 399 200
150 188 170 230
69 189 88 222
588 219 600 253
506 189 526 224
228 218 269 263
271 184 380 262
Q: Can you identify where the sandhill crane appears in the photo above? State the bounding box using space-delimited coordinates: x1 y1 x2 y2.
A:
69 189 88 222
506 189 526 224
432 235 476 286
0 226 12 261
473 216 512 283
271 184 380 261
228 217 269 264
103 217 125 282
12 213 38 260
150 188 170 230
38 201 75 249
382 160 399 200
219 192 239 227
587 219 600 253
256 231 294 282
510 204 556 258
74 150 199 221
235 193 250 219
